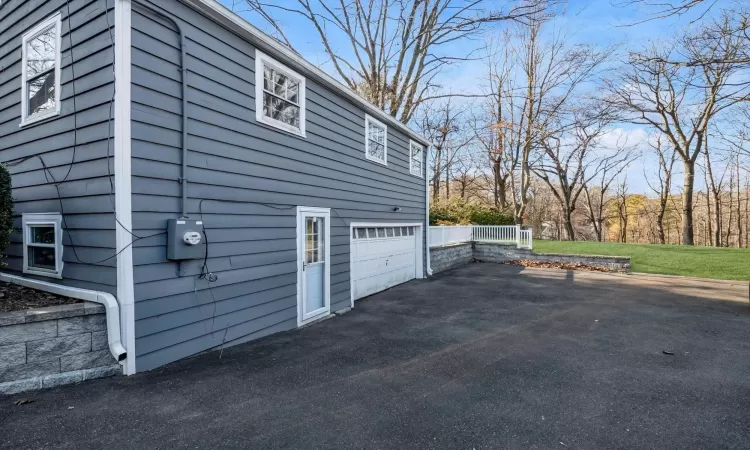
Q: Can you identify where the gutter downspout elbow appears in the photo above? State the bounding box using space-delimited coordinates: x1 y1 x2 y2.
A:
0 273 127 363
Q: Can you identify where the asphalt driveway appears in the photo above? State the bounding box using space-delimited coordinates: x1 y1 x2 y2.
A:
2 263 749 449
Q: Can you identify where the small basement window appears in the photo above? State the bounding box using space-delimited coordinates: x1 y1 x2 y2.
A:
410 141 424 177
22 213 64 278
365 115 387 165
21 13 62 126
255 51 306 137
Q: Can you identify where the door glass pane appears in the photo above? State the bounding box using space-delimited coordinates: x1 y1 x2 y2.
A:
408 227 414 236
395 228 401 237
377 228 385 238
386 227 394 237
367 228 376 238
401 227 407 236
28 246 56 270
357 228 367 239
317 218 325 262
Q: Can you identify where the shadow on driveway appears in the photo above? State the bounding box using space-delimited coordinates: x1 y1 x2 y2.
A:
2 263 749 449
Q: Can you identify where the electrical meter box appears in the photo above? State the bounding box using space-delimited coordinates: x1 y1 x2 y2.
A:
166 219 206 260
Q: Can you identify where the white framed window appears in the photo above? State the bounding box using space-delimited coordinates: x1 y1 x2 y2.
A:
365 115 387 165
22 213 64 278
409 141 424 177
20 13 62 127
255 51 306 137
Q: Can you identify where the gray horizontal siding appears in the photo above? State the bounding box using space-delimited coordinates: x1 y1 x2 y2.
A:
0 0 118 294
131 0 427 371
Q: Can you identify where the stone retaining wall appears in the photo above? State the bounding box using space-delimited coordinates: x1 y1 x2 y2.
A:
0 302 121 395
431 242 630 274
430 243 474 274
474 243 630 272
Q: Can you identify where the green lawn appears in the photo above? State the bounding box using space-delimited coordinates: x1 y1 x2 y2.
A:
532 240 750 281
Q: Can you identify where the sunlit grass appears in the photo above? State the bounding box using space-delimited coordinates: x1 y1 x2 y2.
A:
533 241 750 281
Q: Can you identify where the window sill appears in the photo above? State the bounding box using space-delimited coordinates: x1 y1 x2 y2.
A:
257 115 306 138
19 110 60 128
365 154 387 166
23 268 63 279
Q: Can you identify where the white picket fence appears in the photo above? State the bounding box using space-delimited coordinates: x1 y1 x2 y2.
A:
429 225 533 250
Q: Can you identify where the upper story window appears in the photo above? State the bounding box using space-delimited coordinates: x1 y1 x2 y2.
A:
410 141 424 178
22 213 64 279
255 51 306 137
365 115 387 165
21 13 62 126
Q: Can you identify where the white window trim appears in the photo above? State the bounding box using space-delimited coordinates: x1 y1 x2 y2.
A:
409 140 424 178
364 114 388 165
22 213 64 279
255 50 306 137
20 12 63 127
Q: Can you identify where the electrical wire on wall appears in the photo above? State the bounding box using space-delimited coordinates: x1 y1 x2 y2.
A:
4 0 166 268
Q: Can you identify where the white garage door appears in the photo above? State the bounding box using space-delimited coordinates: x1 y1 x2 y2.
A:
351 225 418 300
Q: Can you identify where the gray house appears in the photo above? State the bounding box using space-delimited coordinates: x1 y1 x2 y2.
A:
1 0 430 374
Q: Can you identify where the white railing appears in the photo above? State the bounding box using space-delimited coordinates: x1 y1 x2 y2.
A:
428 225 473 247
472 225 518 244
519 229 533 250
429 224 533 250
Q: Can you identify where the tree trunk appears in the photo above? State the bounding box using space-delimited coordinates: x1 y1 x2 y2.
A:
563 205 575 241
736 164 742 248
713 190 722 247
705 190 713 246
681 161 695 245
445 151 450 199
656 211 666 244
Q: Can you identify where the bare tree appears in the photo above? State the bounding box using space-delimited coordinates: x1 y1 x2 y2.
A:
416 101 470 200
644 135 678 244
475 12 613 225
532 103 619 240
615 178 630 243
448 148 480 200
605 15 750 245
240 0 553 123
702 133 730 246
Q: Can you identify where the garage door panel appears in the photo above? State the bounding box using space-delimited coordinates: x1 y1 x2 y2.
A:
351 225 418 300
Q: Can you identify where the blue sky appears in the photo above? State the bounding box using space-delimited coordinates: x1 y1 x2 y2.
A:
221 0 732 193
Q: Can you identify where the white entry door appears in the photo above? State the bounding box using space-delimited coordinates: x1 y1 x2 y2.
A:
297 207 331 325
350 224 421 301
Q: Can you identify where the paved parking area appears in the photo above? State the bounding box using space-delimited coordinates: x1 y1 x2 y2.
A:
1 263 749 449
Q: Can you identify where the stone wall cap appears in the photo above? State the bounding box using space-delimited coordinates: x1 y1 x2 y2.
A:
0 301 101 326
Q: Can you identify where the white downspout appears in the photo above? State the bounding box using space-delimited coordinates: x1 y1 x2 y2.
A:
425 145 433 276
0 273 127 362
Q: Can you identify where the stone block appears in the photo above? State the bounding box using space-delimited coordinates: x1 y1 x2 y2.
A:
84 302 105 315
0 320 57 346
0 359 59 383
0 377 42 395
0 343 26 369
83 364 122 380
24 303 86 322
91 330 108 351
58 314 106 336
0 311 26 326
42 370 84 388
27 334 92 362
60 349 114 372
